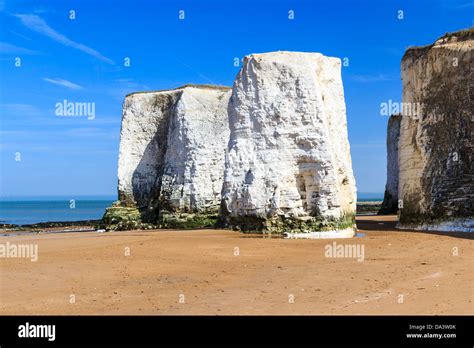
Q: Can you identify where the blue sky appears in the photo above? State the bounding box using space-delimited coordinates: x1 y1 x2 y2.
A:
0 0 472 199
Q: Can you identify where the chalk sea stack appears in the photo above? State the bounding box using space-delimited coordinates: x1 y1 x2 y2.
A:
220 52 357 235
103 51 357 235
379 114 401 215
103 85 231 230
398 28 474 231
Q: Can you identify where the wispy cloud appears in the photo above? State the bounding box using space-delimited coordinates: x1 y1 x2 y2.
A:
175 58 218 85
108 79 151 100
43 78 84 90
0 41 39 55
14 14 114 64
0 103 41 116
438 0 474 8
350 74 396 83
10 31 33 41
457 1 474 8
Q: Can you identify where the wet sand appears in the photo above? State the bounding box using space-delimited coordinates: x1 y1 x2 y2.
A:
0 215 472 315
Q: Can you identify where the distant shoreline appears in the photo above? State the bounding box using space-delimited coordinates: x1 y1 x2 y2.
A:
356 200 382 215
0 199 383 232
0 199 114 227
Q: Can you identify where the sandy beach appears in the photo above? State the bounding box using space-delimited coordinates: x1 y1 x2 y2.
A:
0 215 472 315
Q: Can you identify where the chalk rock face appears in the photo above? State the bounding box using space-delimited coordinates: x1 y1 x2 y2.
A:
116 85 231 226
398 29 474 232
220 52 357 234
159 88 231 215
118 89 178 212
379 114 401 215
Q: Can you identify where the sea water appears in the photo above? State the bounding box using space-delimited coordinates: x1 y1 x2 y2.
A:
0 199 114 225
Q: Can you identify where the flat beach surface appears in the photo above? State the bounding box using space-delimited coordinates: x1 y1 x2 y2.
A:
0 215 472 315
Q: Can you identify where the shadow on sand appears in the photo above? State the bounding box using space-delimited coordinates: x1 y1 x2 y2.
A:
356 215 473 240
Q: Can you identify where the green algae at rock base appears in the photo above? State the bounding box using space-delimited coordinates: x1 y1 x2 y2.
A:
219 213 356 234
100 202 219 231
100 202 150 231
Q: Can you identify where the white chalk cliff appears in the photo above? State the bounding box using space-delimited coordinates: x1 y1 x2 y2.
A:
398 28 473 232
379 114 401 215
116 85 231 225
220 52 357 233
